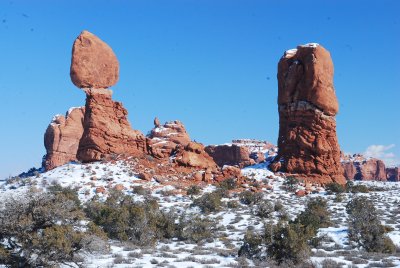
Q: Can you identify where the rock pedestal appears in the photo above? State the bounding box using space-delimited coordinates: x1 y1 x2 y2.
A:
77 88 147 162
270 44 345 185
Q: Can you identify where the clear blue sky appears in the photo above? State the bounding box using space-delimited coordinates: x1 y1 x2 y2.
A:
0 0 399 178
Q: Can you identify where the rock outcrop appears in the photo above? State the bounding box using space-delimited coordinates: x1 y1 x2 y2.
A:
175 142 218 171
341 154 387 181
387 167 400 182
206 139 276 168
270 43 345 185
70 31 119 89
43 107 85 170
77 88 147 162
148 120 191 159
205 144 254 168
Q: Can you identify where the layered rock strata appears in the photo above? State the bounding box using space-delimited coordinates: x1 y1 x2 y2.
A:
270 43 345 185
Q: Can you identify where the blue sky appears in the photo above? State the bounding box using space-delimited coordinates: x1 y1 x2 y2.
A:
0 0 399 178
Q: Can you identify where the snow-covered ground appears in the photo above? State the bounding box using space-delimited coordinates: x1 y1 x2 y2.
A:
2 161 400 267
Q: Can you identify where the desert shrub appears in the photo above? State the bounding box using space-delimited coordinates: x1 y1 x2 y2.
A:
238 230 264 259
264 222 311 265
239 191 263 205
325 182 345 194
253 200 274 218
239 197 329 265
0 189 107 267
227 200 240 209
47 183 81 206
192 191 222 213
177 214 218 243
219 177 237 190
132 185 150 195
283 176 299 192
346 181 369 193
85 190 176 246
294 197 331 234
346 196 395 253
274 200 284 212
187 185 201 196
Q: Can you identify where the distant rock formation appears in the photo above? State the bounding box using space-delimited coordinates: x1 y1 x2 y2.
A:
269 43 345 185
205 139 276 168
341 153 388 181
386 167 400 181
147 120 191 159
77 88 147 162
70 30 119 89
43 107 85 170
205 144 254 168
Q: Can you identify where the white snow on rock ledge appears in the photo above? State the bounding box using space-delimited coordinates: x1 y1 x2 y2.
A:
300 42 319 48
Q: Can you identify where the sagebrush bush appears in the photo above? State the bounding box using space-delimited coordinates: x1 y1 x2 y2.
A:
264 222 311 265
294 197 331 234
177 214 218 243
85 190 176 246
187 185 201 196
239 197 331 265
239 191 263 205
0 188 107 267
192 191 222 213
283 176 299 192
325 182 345 194
253 200 274 218
346 196 395 253
219 177 237 190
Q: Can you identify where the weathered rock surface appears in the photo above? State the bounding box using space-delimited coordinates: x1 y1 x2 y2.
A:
387 167 400 182
148 120 191 159
270 43 345 185
77 88 147 162
70 31 119 89
205 139 276 168
205 144 254 168
175 142 219 171
341 154 387 181
43 107 85 170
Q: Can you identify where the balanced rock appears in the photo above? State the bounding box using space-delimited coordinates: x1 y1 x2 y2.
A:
70 31 119 88
43 107 85 170
77 88 147 162
270 43 345 185
148 120 191 159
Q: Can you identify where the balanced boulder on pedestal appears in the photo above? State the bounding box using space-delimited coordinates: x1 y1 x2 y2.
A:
270 43 345 185
69 31 147 162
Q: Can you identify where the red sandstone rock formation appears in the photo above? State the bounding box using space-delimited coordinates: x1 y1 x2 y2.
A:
70 31 119 89
148 120 191 159
205 144 255 168
387 167 400 181
77 88 147 162
43 107 85 170
175 142 219 171
341 154 387 181
270 43 345 185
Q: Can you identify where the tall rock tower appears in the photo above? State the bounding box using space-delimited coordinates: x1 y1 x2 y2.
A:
270 43 345 185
